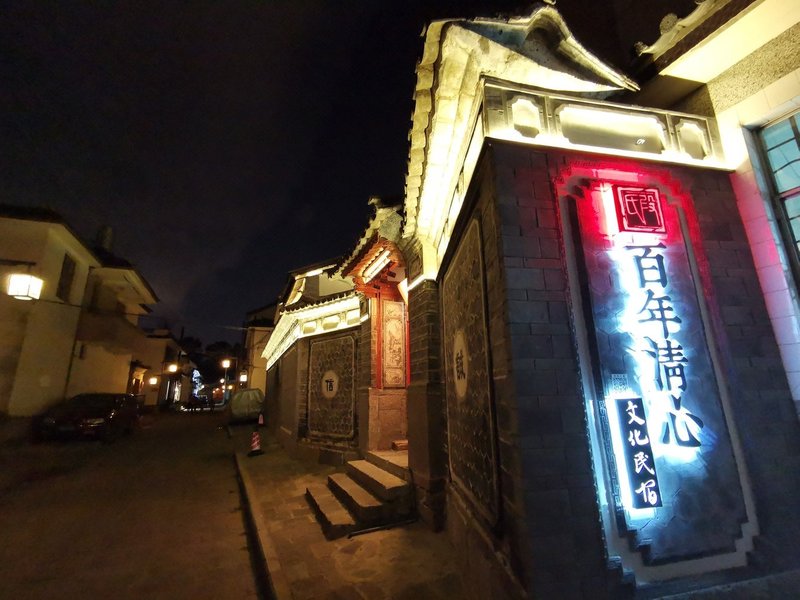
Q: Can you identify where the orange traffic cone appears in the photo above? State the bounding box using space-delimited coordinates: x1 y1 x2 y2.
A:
257 412 264 427
248 427 264 457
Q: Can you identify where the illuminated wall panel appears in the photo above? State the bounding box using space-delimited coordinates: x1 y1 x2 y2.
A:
571 173 747 564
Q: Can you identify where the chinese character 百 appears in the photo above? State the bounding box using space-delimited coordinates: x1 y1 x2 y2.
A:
626 243 668 288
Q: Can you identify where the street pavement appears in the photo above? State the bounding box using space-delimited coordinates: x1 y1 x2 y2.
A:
231 426 466 600
0 412 264 600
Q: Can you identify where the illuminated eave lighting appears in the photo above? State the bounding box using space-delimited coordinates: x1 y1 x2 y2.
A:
263 294 361 369
6 273 43 301
362 249 391 283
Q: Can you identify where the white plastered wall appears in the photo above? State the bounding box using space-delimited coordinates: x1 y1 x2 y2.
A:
718 67 800 409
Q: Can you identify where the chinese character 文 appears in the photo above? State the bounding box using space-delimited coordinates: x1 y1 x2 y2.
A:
625 400 646 426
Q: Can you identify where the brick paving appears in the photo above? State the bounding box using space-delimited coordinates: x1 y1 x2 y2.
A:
233 427 464 600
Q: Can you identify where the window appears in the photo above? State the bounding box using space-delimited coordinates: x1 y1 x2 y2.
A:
760 112 800 285
56 253 76 302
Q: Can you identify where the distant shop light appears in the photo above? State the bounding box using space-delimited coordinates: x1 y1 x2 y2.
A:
6 273 43 300
148 376 158 386
167 363 178 373
239 373 248 383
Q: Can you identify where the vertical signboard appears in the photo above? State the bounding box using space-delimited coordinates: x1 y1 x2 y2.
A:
574 178 747 564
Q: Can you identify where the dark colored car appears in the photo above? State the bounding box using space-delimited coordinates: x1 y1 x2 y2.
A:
35 393 140 442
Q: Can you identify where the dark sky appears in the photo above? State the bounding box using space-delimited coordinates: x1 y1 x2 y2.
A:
1 1 674 344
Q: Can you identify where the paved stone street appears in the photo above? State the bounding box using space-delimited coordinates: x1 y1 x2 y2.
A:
0 412 264 600
231 428 465 600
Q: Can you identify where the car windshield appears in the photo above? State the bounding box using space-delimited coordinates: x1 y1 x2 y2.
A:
66 394 117 409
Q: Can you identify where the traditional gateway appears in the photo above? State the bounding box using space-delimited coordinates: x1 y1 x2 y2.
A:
263 3 800 598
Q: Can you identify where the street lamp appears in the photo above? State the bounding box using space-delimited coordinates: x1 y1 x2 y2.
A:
221 359 231 401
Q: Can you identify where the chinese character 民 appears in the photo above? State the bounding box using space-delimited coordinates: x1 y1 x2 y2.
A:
633 451 656 475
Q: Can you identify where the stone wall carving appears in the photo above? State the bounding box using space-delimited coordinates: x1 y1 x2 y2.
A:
442 218 499 523
308 333 356 439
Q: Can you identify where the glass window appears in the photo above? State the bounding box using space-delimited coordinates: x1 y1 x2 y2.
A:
56 253 76 302
760 112 800 281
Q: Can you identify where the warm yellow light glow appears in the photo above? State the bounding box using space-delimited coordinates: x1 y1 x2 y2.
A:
263 294 361 369
7 273 43 300
167 363 178 373
239 373 247 383
148 376 158 386
221 359 231 369
407 274 429 292
219 378 225 384
362 249 391 283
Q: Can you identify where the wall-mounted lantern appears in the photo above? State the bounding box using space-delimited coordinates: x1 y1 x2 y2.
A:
7 273 44 300
148 376 159 386
2 260 42 301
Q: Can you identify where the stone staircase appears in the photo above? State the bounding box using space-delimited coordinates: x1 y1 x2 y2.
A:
305 453 413 540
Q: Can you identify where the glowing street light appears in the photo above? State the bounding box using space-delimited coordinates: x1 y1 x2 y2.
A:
167 363 178 373
221 359 232 401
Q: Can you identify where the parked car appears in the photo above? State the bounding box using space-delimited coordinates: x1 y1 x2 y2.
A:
34 393 140 443
225 388 264 424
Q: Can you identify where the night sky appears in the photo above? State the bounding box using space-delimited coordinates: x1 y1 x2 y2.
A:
1 1 671 344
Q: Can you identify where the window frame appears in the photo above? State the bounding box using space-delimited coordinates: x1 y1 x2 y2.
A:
757 110 800 294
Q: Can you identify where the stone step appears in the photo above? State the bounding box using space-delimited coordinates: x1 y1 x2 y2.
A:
365 450 411 483
328 473 385 524
346 459 410 503
391 439 408 451
305 484 355 540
